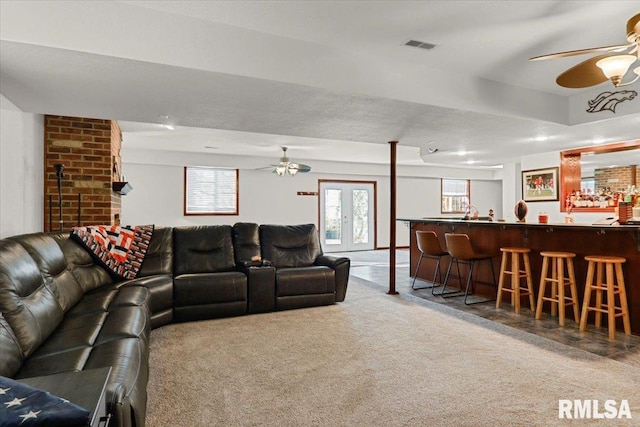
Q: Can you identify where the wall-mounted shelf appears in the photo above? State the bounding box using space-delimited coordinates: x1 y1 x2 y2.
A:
112 181 133 195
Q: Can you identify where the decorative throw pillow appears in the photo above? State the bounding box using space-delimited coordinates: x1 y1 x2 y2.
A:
0 376 90 427
71 224 154 280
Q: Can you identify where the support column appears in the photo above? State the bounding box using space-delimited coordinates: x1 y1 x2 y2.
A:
388 140 399 295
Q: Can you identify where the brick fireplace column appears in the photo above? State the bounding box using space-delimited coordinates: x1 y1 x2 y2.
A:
44 115 122 232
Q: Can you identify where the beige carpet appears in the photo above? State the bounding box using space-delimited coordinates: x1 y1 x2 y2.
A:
146 278 640 426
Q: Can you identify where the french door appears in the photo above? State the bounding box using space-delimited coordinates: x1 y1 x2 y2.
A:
319 181 375 252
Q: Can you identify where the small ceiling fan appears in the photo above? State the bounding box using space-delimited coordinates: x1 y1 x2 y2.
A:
268 147 311 176
530 13 640 88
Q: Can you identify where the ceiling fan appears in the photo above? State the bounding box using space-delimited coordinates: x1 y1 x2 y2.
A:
530 13 640 88
268 147 311 176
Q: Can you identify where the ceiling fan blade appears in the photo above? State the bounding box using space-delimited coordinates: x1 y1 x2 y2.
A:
530 43 632 61
555 54 610 88
291 163 311 173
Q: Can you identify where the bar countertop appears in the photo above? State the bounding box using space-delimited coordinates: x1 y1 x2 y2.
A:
398 217 640 231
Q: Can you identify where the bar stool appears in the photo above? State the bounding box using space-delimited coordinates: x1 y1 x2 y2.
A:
496 247 536 314
411 231 450 294
579 255 630 340
441 233 497 305
535 251 580 326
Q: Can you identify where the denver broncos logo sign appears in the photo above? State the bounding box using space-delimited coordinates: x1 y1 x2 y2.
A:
586 90 637 114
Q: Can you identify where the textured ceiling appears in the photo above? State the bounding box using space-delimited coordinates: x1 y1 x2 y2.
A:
1 0 639 169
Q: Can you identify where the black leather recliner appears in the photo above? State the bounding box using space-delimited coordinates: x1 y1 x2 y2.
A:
259 223 350 310
172 225 248 322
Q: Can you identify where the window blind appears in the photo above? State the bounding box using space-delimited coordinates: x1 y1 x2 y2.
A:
185 167 238 215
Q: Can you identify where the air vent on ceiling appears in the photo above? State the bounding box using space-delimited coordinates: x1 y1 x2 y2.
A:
404 40 436 50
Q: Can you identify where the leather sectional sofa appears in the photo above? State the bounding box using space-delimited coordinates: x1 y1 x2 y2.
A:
0 223 349 427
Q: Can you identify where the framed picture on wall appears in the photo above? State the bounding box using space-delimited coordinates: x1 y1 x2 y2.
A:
522 167 559 202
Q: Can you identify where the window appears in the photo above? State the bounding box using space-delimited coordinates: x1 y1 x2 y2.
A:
441 179 470 213
184 167 238 215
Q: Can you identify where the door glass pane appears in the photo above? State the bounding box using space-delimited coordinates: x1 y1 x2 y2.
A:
324 189 342 245
352 189 369 244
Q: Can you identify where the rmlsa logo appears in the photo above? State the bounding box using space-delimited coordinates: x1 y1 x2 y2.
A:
559 399 632 419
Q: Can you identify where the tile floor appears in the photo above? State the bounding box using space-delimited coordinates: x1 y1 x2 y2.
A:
334 249 640 369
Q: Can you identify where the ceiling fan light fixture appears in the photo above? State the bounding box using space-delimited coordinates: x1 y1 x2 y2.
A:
269 147 311 176
595 54 637 86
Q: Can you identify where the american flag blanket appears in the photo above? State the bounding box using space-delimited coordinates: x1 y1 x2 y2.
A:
71 224 154 280
0 376 90 426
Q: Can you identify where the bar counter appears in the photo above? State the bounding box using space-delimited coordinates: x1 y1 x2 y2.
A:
399 217 640 335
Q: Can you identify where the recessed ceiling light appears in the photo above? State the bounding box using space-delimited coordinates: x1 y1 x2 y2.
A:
592 139 605 144
163 124 174 130
535 136 548 142
456 150 467 156
465 159 476 165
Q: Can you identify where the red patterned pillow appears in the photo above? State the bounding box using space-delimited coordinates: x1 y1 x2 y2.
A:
71 225 154 279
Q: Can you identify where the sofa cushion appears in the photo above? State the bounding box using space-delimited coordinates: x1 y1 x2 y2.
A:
17 347 94 378
94 306 150 347
51 232 113 293
65 287 119 318
0 238 64 358
276 266 336 296
121 275 174 328
33 312 107 356
0 313 23 377
138 226 173 277
232 222 261 263
17 286 150 372
174 272 247 306
11 233 84 312
173 226 235 275
260 224 322 268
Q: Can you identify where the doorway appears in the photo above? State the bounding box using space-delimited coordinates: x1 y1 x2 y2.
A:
319 180 376 252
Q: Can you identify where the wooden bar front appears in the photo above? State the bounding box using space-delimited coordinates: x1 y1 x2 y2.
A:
400 218 640 335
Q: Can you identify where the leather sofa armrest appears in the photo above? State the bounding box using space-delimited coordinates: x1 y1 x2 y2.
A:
315 255 349 269
315 255 350 302
237 264 276 314
107 382 130 427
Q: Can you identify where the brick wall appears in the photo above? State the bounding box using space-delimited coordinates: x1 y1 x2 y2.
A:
44 115 122 232
594 165 637 192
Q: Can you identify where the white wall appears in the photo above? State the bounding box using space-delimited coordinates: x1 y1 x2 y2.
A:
0 94 44 238
121 154 503 248
500 162 521 221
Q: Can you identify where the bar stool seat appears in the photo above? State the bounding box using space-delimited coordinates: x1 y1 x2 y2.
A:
441 233 496 305
496 247 536 314
579 255 630 340
535 251 580 326
411 231 450 294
